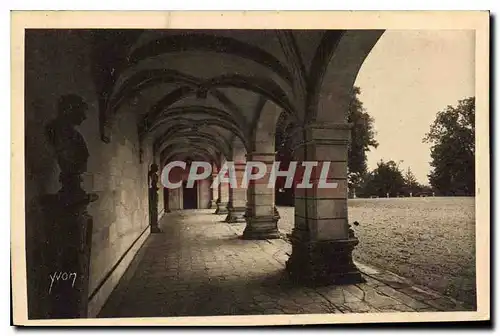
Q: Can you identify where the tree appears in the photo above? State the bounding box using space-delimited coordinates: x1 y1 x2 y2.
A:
403 167 420 195
423 97 475 196
404 167 418 186
359 160 406 197
347 86 379 192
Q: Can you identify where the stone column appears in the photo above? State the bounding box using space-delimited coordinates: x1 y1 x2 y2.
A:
242 152 280 239
210 167 218 210
215 165 229 215
225 159 247 223
286 123 364 285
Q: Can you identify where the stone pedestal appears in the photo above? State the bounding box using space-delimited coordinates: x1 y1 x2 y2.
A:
225 205 246 223
39 96 97 318
215 198 228 215
286 230 364 285
242 215 280 239
149 187 162 233
39 188 97 319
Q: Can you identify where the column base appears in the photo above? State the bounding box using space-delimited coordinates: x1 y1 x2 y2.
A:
286 234 365 286
150 226 162 233
242 215 280 240
225 206 246 223
214 203 228 215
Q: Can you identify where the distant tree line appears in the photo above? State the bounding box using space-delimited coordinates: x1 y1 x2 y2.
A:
275 89 475 204
349 96 475 198
352 162 434 198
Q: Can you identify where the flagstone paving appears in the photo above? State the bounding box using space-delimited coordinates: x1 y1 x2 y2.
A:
98 209 473 318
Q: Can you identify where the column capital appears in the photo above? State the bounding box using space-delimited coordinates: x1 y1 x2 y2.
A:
304 122 353 131
291 138 350 153
299 122 352 148
246 152 276 164
246 152 277 157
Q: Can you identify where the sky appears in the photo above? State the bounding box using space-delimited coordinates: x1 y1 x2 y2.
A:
354 30 475 184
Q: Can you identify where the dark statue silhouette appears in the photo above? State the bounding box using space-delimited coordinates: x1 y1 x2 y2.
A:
39 94 97 319
148 163 159 189
148 163 162 233
45 94 92 198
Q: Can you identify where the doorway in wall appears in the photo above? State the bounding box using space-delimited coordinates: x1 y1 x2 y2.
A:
182 180 198 209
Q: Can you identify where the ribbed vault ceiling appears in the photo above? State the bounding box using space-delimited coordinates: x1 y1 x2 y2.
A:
89 29 344 166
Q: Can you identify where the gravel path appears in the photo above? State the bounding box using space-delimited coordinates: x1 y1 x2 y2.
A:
277 197 476 307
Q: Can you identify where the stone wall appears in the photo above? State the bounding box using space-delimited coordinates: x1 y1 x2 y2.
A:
168 187 180 210
85 103 157 317
198 178 212 209
24 30 163 318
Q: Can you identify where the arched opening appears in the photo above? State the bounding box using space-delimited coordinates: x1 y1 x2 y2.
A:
274 114 296 207
182 180 198 209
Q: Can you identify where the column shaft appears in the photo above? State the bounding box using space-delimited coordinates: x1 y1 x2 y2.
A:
286 123 364 285
210 172 218 210
242 153 280 239
225 161 246 223
215 166 229 215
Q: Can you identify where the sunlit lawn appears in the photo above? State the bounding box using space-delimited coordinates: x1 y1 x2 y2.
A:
277 197 476 307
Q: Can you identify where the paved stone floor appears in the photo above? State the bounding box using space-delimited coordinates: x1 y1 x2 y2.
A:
98 210 473 318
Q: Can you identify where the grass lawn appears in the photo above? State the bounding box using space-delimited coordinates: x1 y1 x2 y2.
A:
277 197 476 307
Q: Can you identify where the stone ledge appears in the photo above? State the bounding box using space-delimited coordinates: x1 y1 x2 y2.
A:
88 225 150 318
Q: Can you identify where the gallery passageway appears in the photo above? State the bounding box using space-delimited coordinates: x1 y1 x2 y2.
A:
98 209 466 317
24 28 468 319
